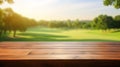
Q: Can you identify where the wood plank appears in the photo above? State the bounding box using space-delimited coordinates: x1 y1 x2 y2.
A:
0 46 120 50
0 55 120 60
29 50 120 55
0 42 120 60
0 49 31 55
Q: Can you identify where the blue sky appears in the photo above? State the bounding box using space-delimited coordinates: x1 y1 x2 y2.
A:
0 0 120 20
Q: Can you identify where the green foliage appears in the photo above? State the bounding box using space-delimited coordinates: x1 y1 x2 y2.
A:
104 0 120 9
0 8 38 38
114 15 120 28
38 20 92 29
92 15 117 30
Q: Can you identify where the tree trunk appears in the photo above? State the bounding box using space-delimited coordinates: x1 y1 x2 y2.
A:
0 30 3 38
13 30 16 38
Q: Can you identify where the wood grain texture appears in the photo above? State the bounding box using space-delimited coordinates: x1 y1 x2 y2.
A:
0 42 120 60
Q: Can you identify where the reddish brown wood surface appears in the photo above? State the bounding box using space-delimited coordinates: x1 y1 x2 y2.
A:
0 42 120 60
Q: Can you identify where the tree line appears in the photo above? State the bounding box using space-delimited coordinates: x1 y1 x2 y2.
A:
0 8 38 38
38 15 120 30
38 20 92 29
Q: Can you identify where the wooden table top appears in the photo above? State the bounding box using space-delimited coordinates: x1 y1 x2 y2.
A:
0 42 120 60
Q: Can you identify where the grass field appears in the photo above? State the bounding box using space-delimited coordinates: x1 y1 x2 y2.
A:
1 26 120 42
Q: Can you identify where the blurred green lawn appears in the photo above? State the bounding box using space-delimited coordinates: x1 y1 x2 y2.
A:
1 26 120 42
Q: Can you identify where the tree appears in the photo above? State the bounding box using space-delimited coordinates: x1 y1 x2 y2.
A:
103 0 120 9
0 8 4 37
114 15 120 28
3 8 20 37
92 15 114 30
0 8 38 37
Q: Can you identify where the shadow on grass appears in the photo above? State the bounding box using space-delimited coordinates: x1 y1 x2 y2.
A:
1 38 120 42
0 32 120 42
1 34 120 42
0 33 68 41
